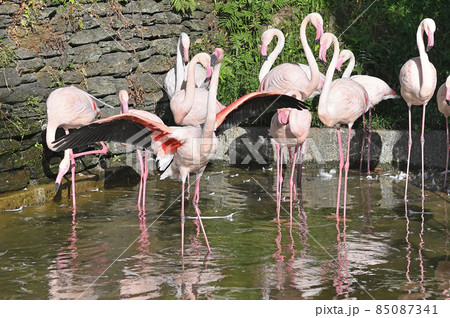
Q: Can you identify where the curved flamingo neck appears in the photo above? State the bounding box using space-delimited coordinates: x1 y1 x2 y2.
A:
342 51 355 78
300 14 320 98
183 53 207 109
259 29 285 83
319 35 340 113
175 35 185 93
417 21 434 99
202 61 222 141
46 123 58 152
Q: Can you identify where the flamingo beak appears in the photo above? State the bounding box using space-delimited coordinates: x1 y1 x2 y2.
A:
262 54 268 60
314 23 323 45
446 99 450 106
55 182 60 193
321 59 328 68
261 44 268 60
426 31 434 52
210 53 218 66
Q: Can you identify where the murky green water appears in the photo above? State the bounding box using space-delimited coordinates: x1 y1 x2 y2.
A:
0 166 449 300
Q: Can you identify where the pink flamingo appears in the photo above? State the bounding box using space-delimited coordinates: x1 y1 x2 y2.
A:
437 76 450 188
46 86 108 210
259 13 324 100
399 18 437 205
336 49 400 174
269 108 311 221
259 28 325 99
119 90 164 209
52 51 306 255
318 33 368 220
170 49 225 126
164 32 209 100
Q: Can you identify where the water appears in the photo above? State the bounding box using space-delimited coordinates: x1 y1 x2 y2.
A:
0 166 449 300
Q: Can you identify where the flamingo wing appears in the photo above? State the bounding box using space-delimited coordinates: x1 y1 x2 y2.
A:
52 113 181 153
215 92 309 135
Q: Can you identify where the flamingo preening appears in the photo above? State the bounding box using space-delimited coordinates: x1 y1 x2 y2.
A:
437 76 450 188
52 51 308 256
46 86 109 210
318 33 368 220
336 49 400 174
399 18 437 206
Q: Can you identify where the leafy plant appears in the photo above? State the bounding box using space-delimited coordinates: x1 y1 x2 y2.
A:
170 0 198 15
0 42 18 71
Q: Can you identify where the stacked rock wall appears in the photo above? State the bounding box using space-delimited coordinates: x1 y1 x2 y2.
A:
0 0 215 193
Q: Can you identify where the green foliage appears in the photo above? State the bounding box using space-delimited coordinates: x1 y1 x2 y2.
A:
25 96 40 108
170 0 198 15
0 42 18 71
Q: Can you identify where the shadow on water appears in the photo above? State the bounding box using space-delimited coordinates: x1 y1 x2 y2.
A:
1 166 450 299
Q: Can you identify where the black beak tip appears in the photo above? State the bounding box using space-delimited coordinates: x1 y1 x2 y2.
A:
320 60 328 68
337 70 342 77
446 99 450 106
426 45 433 52
313 39 320 45
210 55 217 66
262 55 268 61
55 182 60 193
183 61 188 67
204 76 211 84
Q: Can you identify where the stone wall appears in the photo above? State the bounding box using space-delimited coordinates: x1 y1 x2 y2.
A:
0 0 215 193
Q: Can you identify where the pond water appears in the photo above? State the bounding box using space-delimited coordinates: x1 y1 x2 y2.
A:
0 166 449 300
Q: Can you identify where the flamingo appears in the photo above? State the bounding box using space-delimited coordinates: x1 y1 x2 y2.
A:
336 49 400 174
46 86 108 210
258 13 324 100
399 18 437 205
259 28 325 99
269 107 311 221
170 49 225 126
318 33 368 220
119 90 164 209
437 76 450 188
164 32 209 100
52 51 307 255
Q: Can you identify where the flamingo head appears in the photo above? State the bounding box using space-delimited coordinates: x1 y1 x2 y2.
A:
208 48 224 83
55 151 70 193
309 13 324 43
422 18 436 52
261 28 277 59
180 32 190 64
319 32 334 66
277 108 290 125
336 49 352 74
119 90 129 114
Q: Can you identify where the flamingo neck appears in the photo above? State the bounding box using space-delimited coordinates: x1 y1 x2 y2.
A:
259 29 285 83
300 14 320 98
417 21 433 99
175 35 185 93
202 61 222 142
342 51 355 78
46 123 58 152
183 53 205 110
319 35 340 114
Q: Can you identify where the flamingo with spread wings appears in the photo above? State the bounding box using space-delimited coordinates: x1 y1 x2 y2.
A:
52 51 308 255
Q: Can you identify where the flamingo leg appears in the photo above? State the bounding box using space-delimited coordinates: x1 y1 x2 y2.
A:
296 140 307 190
136 148 144 209
72 141 108 159
181 180 186 257
343 125 352 221
192 176 211 253
360 112 366 173
278 146 284 219
405 105 412 202
421 103 427 209
289 146 299 224
367 108 372 174
336 127 344 219
445 116 449 189
142 149 148 209
69 148 77 210
275 143 281 219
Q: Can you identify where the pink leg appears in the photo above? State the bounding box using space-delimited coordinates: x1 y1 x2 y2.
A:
289 146 299 224
420 103 427 209
405 105 412 202
142 149 148 209
367 108 372 174
72 141 108 159
445 116 449 189
69 148 77 210
192 176 211 253
336 128 345 219
136 148 144 209
360 112 366 173
278 146 284 219
343 125 352 220
275 143 281 219
181 181 185 257
296 140 307 190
